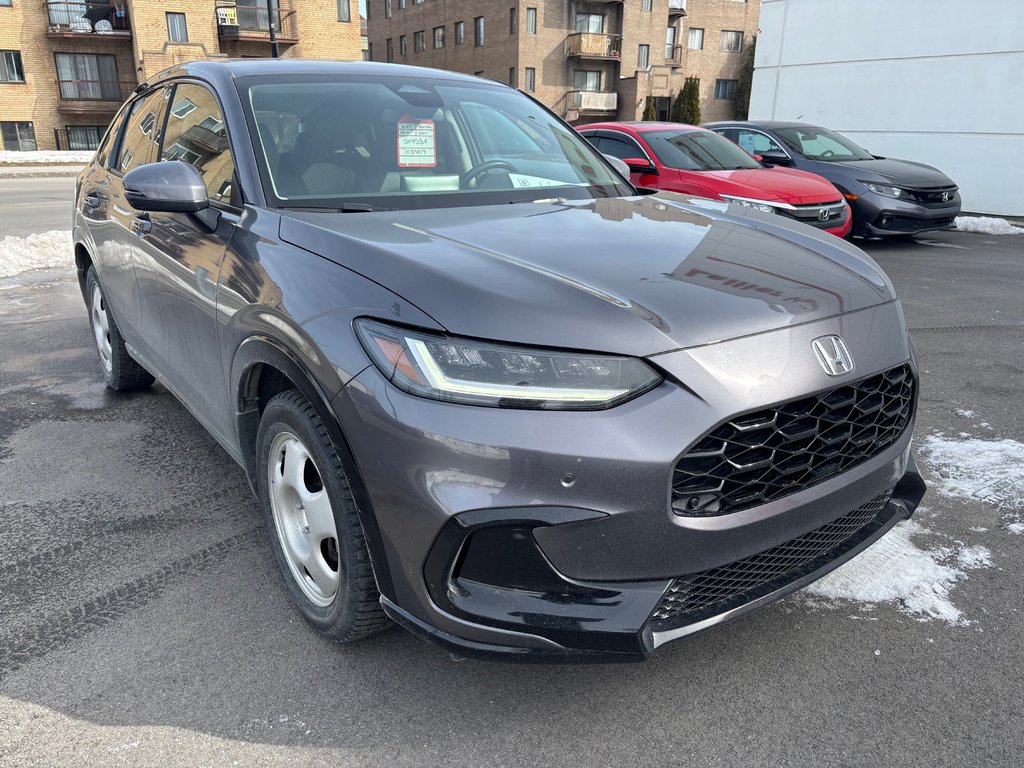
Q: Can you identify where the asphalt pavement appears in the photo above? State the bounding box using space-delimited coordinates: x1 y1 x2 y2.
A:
1 181 1022 767
0 177 76 239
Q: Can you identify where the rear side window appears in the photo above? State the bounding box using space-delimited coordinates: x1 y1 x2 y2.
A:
596 134 648 162
112 89 167 174
734 129 786 156
161 83 237 206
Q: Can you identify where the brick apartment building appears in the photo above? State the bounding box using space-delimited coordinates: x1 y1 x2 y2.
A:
0 0 362 151
365 0 760 125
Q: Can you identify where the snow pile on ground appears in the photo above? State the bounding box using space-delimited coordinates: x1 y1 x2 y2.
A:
919 436 1024 535
0 231 73 279
954 216 1024 235
803 518 990 623
0 150 93 165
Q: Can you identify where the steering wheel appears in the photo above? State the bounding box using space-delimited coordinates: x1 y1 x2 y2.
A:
461 159 518 188
820 149 836 159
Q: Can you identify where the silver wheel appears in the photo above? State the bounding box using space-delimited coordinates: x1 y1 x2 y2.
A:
90 282 113 373
267 430 341 607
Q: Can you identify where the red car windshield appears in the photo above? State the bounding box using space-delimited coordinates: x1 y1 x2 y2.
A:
643 129 762 172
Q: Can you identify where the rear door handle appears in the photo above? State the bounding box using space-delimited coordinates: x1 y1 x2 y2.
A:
131 215 152 236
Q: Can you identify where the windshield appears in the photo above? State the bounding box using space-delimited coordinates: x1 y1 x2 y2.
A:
773 126 873 162
238 75 631 210
642 129 762 171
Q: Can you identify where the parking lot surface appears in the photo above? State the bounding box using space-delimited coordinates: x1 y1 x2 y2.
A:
1 183 1022 767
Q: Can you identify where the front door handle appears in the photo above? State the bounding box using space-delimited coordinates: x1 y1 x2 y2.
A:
131 214 153 237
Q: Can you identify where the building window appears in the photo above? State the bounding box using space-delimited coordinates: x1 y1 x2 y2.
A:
715 79 738 99
338 0 351 21
384 0 392 19
0 50 25 83
687 27 704 50
524 67 535 92
665 26 677 59
0 0 12 6
526 7 537 34
414 0 423 4
55 53 119 100
1 122 36 151
433 25 444 48
574 70 600 92
65 125 106 151
720 30 744 52
637 44 649 69
474 16 484 47
575 13 603 33
386 37 394 61
166 13 188 43
399 34 407 55
509 8 517 34
170 97 197 118
454 21 465 44
414 30 425 52
642 0 653 10
398 0 405 8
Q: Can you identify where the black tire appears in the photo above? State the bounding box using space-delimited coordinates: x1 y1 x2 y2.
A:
256 389 389 642
85 267 154 391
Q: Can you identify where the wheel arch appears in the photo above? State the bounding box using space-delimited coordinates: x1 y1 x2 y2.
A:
231 336 394 600
74 238 93 299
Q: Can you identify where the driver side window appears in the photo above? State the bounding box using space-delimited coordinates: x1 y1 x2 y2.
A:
735 130 784 155
161 83 237 206
598 134 648 162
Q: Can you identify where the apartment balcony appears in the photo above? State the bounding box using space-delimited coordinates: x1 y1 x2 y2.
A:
665 44 683 64
569 90 618 114
56 79 136 114
668 0 687 16
45 2 132 39
217 2 299 45
565 32 622 60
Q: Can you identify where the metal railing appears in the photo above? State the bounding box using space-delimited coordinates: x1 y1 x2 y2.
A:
57 78 134 101
569 90 618 112
46 2 131 34
217 2 298 41
668 0 687 12
565 32 622 60
665 44 683 63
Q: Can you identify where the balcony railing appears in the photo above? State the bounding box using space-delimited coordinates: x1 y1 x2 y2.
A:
565 32 622 60
45 2 131 36
217 2 299 43
57 79 135 110
669 0 687 14
569 90 618 113
665 44 683 63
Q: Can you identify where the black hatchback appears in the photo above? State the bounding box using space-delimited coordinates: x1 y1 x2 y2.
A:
705 121 961 238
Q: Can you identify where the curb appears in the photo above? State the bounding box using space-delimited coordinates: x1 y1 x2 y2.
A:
0 168 84 179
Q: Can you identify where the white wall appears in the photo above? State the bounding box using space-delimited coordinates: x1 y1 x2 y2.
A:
750 0 1024 216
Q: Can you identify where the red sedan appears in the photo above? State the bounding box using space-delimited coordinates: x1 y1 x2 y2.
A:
578 122 852 238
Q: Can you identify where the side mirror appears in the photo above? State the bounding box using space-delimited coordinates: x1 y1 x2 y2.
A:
623 157 659 175
123 161 209 213
759 151 792 167
602 154 631 179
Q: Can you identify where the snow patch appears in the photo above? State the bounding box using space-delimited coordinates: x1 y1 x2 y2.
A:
0 150 93 165
919 435 1024 534
954 408 976 418
954 216 1023 235
0 231 73 279
803 519 989 624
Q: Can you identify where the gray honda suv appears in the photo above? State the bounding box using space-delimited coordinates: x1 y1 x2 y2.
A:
73 60 925 661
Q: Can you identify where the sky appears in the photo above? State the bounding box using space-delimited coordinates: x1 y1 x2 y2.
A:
359 0 367 17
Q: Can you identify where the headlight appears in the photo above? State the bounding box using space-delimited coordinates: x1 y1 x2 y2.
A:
720 195 778 214
862 182 904 199
355 319 662 410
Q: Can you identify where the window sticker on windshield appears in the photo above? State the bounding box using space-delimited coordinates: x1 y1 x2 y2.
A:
397 116 436 168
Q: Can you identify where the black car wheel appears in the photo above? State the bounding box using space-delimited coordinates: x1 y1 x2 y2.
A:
85 267 154 391
256 390 390 642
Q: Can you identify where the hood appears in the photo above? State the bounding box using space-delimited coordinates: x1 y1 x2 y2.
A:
279 194 896 357
689 166 842 205
829 157 955 188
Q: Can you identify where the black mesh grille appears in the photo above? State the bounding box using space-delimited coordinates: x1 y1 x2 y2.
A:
651 489 894 628
672 365 914 517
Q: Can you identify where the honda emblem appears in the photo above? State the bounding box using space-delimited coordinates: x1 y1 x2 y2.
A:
812 335 855 376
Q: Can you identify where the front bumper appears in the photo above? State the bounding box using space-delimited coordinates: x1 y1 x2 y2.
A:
333 302 923 661
853 191 961 236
